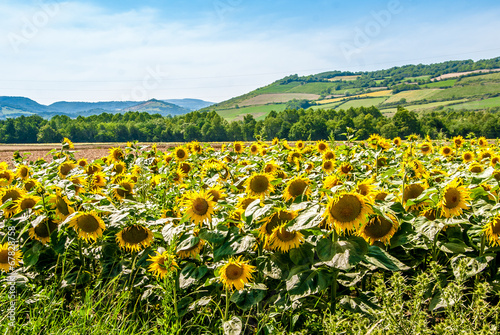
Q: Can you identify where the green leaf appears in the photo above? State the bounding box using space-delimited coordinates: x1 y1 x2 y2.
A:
23 243 42 267
177 296 194 317
339 293 379 315
179 263 208 289
177 236 200 252
364 246 410 271
316 238 335 262
288 205 324 231
223 316 243 335
214 234 256 261
322 237 368 271
414 217 445 241
450 255 493 279
230 287 267 311
289 244 314 266
199 228 227 244
286 268 332 300
438 239 472 254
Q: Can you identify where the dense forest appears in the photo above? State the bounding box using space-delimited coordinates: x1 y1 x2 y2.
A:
1 105 500 144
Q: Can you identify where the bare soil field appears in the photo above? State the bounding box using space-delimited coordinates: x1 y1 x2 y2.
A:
431 68 500 81
0 142 223 167
239 93 320 106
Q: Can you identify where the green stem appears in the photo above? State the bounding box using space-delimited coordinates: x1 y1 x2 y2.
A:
331 271 338 314
173 273 179 320
224 287 230 322
479 234 486 257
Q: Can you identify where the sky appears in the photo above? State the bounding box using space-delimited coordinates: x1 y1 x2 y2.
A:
1 0 500 104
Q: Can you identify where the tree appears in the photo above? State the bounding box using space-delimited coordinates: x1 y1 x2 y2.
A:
37 124 62 143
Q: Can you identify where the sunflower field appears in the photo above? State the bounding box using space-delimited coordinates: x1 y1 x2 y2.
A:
1 134 500 334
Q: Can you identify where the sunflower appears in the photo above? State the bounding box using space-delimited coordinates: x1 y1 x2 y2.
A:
245 173 275 198
338 163 353 176
287 151 302 163
29 217 58 244
182 190 216 225
422 207 441 221
324 193 372 234
358 214 399 245
250 143 260 155
316 140 329 153
177 238 205 258
272 137 279 145
491 156 500 167
263 161 279 175
440 146 453 157
494 170 500 182
407 134 419 142
174 146 189 161
85 163 102 175
393 137 402 147
356 178 375 199
237 196 259 210
283 176 311 202
478 136 488 147
1 187 25 218
259 209 297 248
16 194 41 213
23 178 38 192
77 158 88 168
67 211 106 242
206 185 227 203
295 140 305 150
227 209 245 228
58 161 76 179
374 191 389 201
0 242 22 272
367 134 382 149
439 179 470 218
480 151 492 161
48 190 75 222
233 141 245 154
453 136 464 148
419 142 433 155
323 150 335 161
462 151 474 163
269 224 304 252
108 147 125 163
90 171 107 190
484 215 500 246
179 162 192 175
113 179 135 200
16 164 30 180
112 161 127 175
219 256 256 291
469 163 484 174
0 169 15 186
322 160 335 174
62 137 74 149
116 225 154 252
403 183 427 210
323 174 343 190
148 251 179 279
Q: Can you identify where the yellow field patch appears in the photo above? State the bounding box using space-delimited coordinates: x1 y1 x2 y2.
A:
317 90 392 105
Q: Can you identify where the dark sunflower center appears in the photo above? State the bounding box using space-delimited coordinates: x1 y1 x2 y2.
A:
421 145 430 152
240 198 256 210
404 184 424 203
0 171 11 181
113 151 124 160
276 228 296 242
494 172 500 182
114 165 125 174
122 226 149 244
180 163 191 174
331 195 362 223
3 190 21 209
482 153 491 159
358 185 369 196
25 181 35 191
208 190 220 202
464 153 472 161
56 196 70 215
87 165 99 174
491 218 500 235
289 180 307 197
176 149 186 159
20 167 29 178
77 215 100 233
324 161 333 170
492 157 499 165
250 176 269 193
251 146 258 153
471 165 483 173
364 216 393 239
0 250 8 264
225 264 243 280
444 188 461 209
60 164 73 176
375 192 388 201
318 143 327 151
235 144 242 151
324 152 334 160
265 216 281 235
443 148 451 155
117 183 132 197
34 219 58 238
21 198 36 210
424 209 436 221
265 165 273 173
192 198 209 215
341 164 352 174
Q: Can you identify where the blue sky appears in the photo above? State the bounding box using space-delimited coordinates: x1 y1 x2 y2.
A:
1 0 500 104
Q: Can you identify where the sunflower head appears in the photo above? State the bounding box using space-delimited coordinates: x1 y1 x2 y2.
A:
174 146 189 161
219 256 256 291
259 209 297 248
16 165 30 180
182 190 216 225
356 178 375 198
108 147 125 163
233 141 245 154
323 150 335 161
270 224 304 252
1 187 25 218
113 179 135 200
237 196 259 210
324 192 373 234
206 185 227 203
295 140 305 150
24 178 39 192
478 136 488 147
440 146 453 157
403 182 427 210
462 151 474 163
393 137 402 146
112 161 127 175
148 251 179 279
419 142 433 155
453 136 464 148
338 163 353 176
283 176 311 202
316 140 329 153
469 163 484 174
177 237 205 258
358 214 399 245
116 225 154 252
29 217 59 244
16 194 41 213
67 211 106 242
484 215 500 246
250 143 260 155
439 179 470 218
62 137 74 149
58 161 76 179
322 160 335 174
245 173 275 198
77 158 88 168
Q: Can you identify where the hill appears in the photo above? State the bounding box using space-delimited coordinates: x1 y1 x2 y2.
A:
0 96 213 119
201 57 500 121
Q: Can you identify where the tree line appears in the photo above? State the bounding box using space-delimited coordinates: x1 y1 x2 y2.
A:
1 106 500 144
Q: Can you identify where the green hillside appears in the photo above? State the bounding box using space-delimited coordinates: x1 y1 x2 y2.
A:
202 57 500 120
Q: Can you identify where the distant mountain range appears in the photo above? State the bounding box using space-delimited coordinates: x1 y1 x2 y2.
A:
0 96 214 119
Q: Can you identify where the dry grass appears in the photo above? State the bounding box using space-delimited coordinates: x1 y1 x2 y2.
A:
317 90 392 105
239 93 320 106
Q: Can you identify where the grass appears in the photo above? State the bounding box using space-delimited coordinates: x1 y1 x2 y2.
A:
448 96 500 110
286 82 339 94
216 103 287 121
336 97 388 109
239 93 319 106
423 79 457 88
429 82 500 100
317 90 391 105
383 89 440 104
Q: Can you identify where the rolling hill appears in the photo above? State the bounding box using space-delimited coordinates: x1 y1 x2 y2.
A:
201 57 500 121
